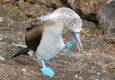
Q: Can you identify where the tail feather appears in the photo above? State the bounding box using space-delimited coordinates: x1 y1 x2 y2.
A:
11 48 30 59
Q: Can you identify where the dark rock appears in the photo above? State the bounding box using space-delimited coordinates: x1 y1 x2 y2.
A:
82 39 107 50
17 0 26 10
0 5 10 17
8 12 24 21
26 12 33 17
102 34 115 44
0 0 10 3
71 0 108 15
97 0 115 36
0 17 12 28
0 17 25 30
103 63 115 72
0 0 16 4
17 0 32 10
26 0 37 3
82 19 97 30
10 21 25 30
26 5 54 18
99 41 107 48
37 0 62 9
94 29 103 35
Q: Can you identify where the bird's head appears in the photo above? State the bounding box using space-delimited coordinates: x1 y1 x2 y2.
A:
65 18 83 52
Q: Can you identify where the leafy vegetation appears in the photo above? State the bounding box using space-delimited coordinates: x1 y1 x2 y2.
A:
12 57 14 62
22 12 26 14
86 3 89 6
22 21 29 25
11 6 29 25
3 48 14 62
8 52 11 61
3 48 5 61
11 6 19 12
22 11 28 15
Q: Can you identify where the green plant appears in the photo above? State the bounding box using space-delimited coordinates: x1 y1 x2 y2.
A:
22 12 26 14
22 21 29 25
3 48 5 61
12 57 14 62
94 0 97 2
3 48 14 62
22 11 27 14
86 3 89 6
11 9 17 12
8 52 11 61
8 52 15 62
16 6 19 9
11 6 19 12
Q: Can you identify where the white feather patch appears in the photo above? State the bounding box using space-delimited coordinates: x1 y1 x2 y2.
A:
12 43 27 48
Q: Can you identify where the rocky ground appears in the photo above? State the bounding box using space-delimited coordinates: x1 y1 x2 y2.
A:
0 0 115 80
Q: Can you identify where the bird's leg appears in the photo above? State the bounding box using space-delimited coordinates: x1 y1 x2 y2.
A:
40 59 55 77
62 36 83 50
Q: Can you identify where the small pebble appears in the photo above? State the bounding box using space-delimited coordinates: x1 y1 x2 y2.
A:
0 36 3 40
22 69 26 72
75 74 78 78
97 72 101 75
0 17 3 22
0 56 5 61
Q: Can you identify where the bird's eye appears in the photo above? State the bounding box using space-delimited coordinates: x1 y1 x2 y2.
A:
70 30 73 33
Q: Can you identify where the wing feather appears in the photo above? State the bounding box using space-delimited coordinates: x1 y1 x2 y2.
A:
25 19 43 51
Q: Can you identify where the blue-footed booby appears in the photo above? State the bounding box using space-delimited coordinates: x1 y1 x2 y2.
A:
11 7 83 77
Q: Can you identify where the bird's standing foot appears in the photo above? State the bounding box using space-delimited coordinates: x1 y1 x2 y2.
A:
40 60 55 77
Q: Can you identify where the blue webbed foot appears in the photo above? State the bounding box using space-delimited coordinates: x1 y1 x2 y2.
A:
62 36 83 50
40 60 55 77
62 40 75 50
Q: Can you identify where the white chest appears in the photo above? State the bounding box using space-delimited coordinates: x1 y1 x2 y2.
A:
35 31 64 60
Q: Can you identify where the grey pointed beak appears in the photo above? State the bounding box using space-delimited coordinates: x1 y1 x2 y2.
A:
71 31 83 52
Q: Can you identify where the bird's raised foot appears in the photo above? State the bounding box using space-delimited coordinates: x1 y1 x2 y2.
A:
41 60 55 77
62 40 75 50
62 36 84 50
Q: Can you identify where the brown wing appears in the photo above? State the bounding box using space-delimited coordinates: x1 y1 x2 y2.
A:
11 19 43 59
25 19 43 51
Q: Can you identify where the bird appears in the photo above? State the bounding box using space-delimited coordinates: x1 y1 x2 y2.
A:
11 7 83 77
